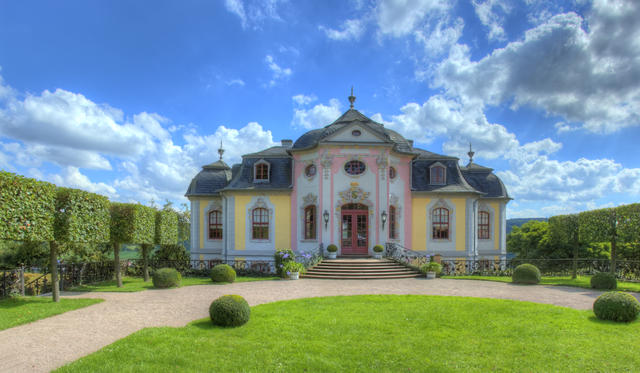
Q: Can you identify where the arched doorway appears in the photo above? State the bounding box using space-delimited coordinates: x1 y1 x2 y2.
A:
341 203 368 255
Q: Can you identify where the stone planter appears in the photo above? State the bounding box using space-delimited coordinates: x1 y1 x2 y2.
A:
327 252 337 259
289 272 300 280
426 271 436 279
373 253 382 259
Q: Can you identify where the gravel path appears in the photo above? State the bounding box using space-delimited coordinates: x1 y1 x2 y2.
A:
0 278 626 373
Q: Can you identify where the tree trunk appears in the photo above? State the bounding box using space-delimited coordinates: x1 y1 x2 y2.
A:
50 241 60 302
20 266 25 296
610 239 617 275
114 242 123 288
571 245 578 280
142 244 150 282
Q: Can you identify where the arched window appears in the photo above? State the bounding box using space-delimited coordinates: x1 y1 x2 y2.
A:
208 210 223 240
252 208 269 239
430 165 445 185
304 205 316 240
389 205 397 239
432 208 449 239
254 162 269 181
478 211 490 239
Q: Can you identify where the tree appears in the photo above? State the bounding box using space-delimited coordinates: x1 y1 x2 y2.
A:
507 220 551 259
138 207 178 282
178 203 191 250
548 214 580 278
110 203 155 287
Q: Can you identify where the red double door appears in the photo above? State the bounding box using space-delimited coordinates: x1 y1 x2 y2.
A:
341 204 368 255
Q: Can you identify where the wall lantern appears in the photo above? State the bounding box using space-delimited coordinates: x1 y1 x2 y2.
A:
381 210 388 230
323 210 330 229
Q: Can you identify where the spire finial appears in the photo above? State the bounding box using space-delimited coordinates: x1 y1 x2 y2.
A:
218 140 225 160
348 86 356 108
467 143 475 164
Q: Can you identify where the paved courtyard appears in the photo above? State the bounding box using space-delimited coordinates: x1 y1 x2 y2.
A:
0 278 626 372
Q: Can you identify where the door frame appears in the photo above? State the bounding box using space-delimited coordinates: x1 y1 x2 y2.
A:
340 204 369 255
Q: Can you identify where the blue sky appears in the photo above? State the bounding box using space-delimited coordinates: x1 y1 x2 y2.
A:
1 0 639 218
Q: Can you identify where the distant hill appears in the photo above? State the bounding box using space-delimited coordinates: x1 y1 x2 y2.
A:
507 218 548 234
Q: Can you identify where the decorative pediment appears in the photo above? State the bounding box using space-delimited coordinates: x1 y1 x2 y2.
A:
302 193 318 206
323 123 388 144
335 182 374 215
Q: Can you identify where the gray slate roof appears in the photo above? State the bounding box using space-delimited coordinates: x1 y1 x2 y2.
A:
185 160 232 197
223 153 292 191
461 163 510 198
292 109 413 154
411 158 480 194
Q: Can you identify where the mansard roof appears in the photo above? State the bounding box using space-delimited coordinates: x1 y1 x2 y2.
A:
185 160 232 197
411 156 480 194
292 108 413 154
223 155 292 191
461 163 510 199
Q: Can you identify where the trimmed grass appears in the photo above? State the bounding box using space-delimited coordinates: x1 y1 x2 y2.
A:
0 297 103 331
58 295 640 372
442 275 640 292
68 276 280 293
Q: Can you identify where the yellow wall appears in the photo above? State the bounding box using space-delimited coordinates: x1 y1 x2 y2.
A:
452 198 466 251
490 201 500 250
232 193 291 250
411 196 429 251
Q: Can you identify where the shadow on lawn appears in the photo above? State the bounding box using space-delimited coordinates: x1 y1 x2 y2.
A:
0 297 37 309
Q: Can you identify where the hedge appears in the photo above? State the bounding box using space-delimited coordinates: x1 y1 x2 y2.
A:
0 171 55 241
110 203 156 245
155 209 178 245
54 187 110 243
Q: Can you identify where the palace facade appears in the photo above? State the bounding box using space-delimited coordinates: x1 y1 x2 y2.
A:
186 94 510 262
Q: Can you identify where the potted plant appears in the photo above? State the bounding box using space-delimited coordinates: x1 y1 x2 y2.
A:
326 244 338 259
421 262 442 279
373 244 384 259
283 261 306 280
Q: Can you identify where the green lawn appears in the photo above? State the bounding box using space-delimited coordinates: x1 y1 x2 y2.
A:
442 275 640 292
57 295 640 372
68 276 280 293
0 297 103 331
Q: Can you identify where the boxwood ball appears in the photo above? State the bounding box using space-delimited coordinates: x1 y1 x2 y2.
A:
210 295 251 327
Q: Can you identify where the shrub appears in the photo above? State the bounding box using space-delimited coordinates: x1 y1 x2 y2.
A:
373 245 384 253
326 244 338 253
152 267 182 288
420 262 442 275
275 249 296 277
283 261 305 275
211 264 236 283
209 295 251 327
593 292 640 322
512 264 541 284
590 272 617 290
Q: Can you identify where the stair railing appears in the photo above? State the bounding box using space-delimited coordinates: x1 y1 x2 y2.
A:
385 243 430 271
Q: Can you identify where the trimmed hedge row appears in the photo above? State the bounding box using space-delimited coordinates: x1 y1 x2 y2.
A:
110 203 156 245
54 187 111 243
155 209 178 245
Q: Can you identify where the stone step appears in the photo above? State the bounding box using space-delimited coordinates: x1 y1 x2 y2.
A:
304 273 422 280
304 259 421 280
308 267 415 273
313 264 405 270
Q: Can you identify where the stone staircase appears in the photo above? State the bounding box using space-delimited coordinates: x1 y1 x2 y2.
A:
304 258 422 280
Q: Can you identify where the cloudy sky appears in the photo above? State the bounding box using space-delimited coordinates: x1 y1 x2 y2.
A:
1 0 639 218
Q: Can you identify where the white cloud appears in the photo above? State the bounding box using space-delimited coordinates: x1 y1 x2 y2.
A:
224 0 284 30
291 98 342 130
292 94 317 106
1 141 112 170
434 1 640 133
264 55 292 87
472 0 511 41
376 0 451 37
414 17 464 56
48 167 118 199
319 19 365 41
226 79 245 87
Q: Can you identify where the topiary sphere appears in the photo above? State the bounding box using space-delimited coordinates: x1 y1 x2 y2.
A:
512 264 541 284
152 268 182 288
590 272 617 290
373 245 384 253
209 295 251 327
593 292 640 322
211 264 236 283
326 244 338 253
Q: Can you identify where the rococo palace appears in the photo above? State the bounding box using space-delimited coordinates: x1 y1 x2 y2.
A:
186 93 510 264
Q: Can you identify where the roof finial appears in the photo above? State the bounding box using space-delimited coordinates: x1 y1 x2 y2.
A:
467 143 475 164
348 86 356 109
218 140 225 160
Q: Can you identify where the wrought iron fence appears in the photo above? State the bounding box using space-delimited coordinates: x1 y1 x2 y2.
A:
385 243 430 270
439 258 640 282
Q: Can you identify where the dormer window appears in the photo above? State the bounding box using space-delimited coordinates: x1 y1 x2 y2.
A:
430 164 446 185
254 160 269 182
